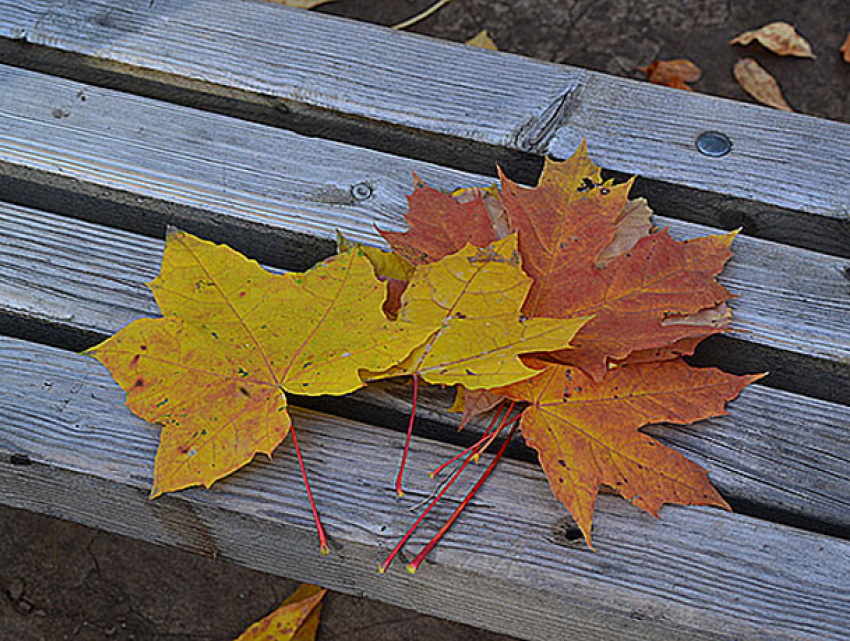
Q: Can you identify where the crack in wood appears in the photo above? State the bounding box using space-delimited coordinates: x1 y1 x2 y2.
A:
512 83 583 155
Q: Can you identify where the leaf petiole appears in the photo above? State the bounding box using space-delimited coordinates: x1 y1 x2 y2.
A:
378 419 489 574
406 416 521 574
427 399 507 479
289 426 330 556
395 374 419 498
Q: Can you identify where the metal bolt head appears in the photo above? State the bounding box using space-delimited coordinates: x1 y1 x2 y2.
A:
351 182 373 201
696 131 732 157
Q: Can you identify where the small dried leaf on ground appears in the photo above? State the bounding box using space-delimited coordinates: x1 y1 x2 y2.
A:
842 28 850 63
466 29 499 50
730 22 815 58
234 584 326 641
637 59 702 91
733 58 793 111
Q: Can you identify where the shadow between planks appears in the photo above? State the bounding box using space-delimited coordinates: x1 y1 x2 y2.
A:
1 0 849 257
1 336 850 641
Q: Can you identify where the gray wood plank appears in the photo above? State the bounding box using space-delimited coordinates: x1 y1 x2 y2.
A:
2 0 850 255
0 0 56 39
1 202 849 534
1 336 849 641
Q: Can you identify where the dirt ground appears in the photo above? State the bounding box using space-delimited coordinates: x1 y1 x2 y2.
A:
3 1 848 640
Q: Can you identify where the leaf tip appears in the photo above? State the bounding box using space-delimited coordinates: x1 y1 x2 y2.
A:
405 562 419 575
319 544 331 557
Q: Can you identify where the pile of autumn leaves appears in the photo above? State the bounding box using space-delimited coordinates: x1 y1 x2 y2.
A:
88 143 760 564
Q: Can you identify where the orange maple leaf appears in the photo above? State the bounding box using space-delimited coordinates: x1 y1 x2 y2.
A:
496 359 764 546
86 231 433 498
501 145 734 380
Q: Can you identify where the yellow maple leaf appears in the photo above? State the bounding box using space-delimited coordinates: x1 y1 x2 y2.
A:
368 235 591 389
86 231 433 497
234 584 326 641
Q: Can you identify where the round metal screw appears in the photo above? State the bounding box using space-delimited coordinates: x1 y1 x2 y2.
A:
696 131 732 157
351 182 373 200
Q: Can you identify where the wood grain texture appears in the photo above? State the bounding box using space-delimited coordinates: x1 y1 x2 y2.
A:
1 202 849 534
1 336 849 641
0 82 848 397
2 0 850 255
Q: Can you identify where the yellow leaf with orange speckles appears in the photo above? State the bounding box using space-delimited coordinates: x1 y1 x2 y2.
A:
234 583 326 641
86 231 434 497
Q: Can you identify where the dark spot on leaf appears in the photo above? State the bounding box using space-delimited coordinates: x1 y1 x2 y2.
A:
577 177 596 192
466 369 475 376
455 311 467 319
130 354 140 366
600 188 610 195
238 386 250 397
558 459 567 468
140 345 147 351
237 367 249 377
134 378 144 387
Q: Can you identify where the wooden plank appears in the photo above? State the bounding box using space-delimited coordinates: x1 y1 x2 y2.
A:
1 202 849 535
2 0 850 255
1 336 849 641
0 60 847 400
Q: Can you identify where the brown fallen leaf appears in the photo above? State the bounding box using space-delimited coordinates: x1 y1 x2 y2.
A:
265 0 336 8
733 58 793 111
842 28 850 63
637 59 702 91
466 29 498 51
730 22 814 58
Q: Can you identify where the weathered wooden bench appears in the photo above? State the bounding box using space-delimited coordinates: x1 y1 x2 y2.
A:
2 2 849 639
